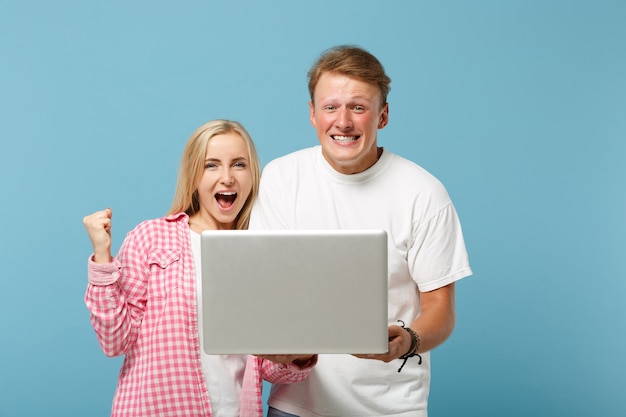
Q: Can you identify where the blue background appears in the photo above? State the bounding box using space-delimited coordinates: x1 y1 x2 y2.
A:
1 1 625 416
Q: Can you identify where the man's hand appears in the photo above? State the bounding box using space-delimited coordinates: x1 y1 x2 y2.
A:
352 324 412 362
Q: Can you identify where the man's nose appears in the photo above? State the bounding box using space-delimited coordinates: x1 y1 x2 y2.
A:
335 108 353 129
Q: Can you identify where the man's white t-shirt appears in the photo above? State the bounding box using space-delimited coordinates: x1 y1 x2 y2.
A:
250 146 472 417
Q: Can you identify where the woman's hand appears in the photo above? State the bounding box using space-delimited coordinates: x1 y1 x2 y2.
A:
256 354 317 368
83 208 113 263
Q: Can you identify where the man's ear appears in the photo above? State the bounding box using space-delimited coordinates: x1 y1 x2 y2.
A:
378 103 389 129
309 101 316 127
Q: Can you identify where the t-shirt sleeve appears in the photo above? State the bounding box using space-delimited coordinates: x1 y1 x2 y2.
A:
408 202 472 292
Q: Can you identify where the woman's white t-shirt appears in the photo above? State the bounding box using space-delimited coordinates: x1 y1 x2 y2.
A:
190 230 247 417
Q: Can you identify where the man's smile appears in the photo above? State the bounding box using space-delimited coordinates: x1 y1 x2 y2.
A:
331 135 359 143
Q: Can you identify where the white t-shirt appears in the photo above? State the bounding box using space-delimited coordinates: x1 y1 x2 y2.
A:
190 230 247 417
249 146 472 417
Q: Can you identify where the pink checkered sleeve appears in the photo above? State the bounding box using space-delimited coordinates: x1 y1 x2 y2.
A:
260 355 318 384
239 355 317 417
84 225 149 357
240 356 264 417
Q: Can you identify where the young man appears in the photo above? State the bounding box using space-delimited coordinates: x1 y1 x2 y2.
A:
250 45 473 417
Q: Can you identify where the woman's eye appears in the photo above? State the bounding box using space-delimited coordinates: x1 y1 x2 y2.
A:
205 163 217 169
234 162 247 168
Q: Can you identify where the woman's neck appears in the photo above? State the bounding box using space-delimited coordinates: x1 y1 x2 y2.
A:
188 214 234 233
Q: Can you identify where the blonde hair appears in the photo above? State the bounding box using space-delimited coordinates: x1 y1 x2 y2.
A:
307 45 391 107
167 119 261 230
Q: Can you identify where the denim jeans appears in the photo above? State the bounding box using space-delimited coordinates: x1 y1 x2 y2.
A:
267 406 299 417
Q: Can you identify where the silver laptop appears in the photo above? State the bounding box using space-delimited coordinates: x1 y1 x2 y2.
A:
200 229 388 354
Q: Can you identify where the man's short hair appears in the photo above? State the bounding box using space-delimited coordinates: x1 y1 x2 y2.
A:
307 45 391 107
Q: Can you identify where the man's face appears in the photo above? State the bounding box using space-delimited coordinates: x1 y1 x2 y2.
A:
309 72 389 174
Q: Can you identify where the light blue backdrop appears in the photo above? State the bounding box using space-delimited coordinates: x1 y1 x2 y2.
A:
1 1 624 416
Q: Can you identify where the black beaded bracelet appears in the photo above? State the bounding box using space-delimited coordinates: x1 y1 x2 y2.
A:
397 320 422 372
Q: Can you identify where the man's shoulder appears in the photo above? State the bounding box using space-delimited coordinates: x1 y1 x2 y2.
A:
264 146 319 169
385 151 439 180
383 151 450 199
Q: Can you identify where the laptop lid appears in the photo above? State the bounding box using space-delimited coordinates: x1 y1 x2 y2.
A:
200 229 388 354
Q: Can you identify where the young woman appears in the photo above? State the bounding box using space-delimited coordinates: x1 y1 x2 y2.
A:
83 120 316 417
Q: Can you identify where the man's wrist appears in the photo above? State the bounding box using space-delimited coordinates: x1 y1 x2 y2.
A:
396 320 423 372
401 326 420 357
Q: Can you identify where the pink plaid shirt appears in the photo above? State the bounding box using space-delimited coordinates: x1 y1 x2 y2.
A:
85 213 314 416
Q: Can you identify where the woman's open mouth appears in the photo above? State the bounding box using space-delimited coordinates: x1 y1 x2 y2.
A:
215 192 237 209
